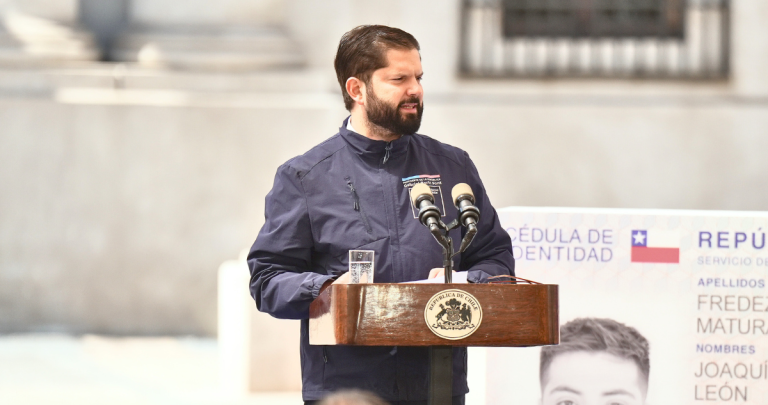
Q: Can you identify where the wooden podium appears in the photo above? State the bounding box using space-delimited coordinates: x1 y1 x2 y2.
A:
309 282 558 403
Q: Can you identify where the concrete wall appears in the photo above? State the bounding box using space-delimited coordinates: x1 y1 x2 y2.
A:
0 95 345 334
2 89 766 335
284 0 768 97
130 0 285 27
284 0 461 93
0 1 767 335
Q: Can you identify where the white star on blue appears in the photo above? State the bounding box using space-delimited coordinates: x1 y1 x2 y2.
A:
632 230 647 247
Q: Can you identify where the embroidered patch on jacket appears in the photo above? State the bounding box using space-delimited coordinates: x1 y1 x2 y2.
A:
402 174 446 218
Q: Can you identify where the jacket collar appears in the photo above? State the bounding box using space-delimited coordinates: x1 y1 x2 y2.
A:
339 116 411 163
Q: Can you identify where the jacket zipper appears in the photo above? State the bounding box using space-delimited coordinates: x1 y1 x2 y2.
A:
346 178 373 234
382 142 392 164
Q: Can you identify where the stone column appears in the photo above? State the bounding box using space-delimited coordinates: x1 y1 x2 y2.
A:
218 255 301 395
112 0 303 71
78 0 129 61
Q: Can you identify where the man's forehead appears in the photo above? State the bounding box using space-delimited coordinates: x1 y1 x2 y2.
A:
541 351 647 396
377 48 422 72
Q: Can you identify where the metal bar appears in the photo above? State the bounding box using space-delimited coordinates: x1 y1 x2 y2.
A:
612 38 623 76
700 0 713 77
567 38 579 75
458 0 471 75
678 3 689 77
657 39 668 76
719 0 731 77
481 2 494 75
503 39 515 76
546 38 557 76
524 39 535 75
589 40 600 75
636 40 646 77
444 238 453 284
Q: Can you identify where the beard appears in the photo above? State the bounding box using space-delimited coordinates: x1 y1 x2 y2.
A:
365 86 424 136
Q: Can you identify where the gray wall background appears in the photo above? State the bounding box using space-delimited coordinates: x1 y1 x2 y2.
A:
1 0 767 336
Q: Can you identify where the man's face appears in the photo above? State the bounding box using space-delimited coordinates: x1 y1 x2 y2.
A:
364 48 424 135
540 351 647 405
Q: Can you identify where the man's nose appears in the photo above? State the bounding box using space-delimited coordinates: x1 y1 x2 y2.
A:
406 80 423 98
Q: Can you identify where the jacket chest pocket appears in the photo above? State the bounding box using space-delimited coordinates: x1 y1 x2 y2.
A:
304 176 383 259
345 177 373 234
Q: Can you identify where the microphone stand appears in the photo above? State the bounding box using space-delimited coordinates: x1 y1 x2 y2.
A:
417 203 479 405
425 220 454 283
424 218 477 284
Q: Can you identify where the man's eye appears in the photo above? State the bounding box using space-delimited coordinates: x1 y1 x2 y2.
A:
556 401 575 405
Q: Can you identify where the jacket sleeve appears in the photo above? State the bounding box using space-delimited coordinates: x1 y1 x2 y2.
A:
247 163 334 319
459 153 516 283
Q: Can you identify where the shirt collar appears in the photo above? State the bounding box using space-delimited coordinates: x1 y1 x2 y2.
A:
346 117 356 133
340 116 411 162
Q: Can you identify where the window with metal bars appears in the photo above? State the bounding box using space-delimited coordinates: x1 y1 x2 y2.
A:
502 0 685 38
460 0 729 79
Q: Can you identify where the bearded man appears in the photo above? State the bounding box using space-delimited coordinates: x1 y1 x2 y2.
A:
247 25 514 405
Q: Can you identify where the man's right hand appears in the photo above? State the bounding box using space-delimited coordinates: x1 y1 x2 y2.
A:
333 271 352 285
319 271 351 295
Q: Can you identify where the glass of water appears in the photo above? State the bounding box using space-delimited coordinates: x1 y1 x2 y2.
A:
349 250 374 284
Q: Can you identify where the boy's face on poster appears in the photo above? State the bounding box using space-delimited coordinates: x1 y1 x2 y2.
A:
541 351 646 405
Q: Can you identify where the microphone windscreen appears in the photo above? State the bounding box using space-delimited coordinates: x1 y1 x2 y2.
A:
451 183 474 203
410 183 433 206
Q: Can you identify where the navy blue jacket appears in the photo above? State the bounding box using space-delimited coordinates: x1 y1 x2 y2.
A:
248 118 514 401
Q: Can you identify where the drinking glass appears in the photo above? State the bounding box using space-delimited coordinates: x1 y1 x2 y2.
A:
349 250 374 283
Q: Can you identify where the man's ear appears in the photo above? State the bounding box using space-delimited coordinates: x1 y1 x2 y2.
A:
345 77 365 107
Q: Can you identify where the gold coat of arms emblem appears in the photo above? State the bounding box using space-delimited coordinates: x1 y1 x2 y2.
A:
424 289 483 340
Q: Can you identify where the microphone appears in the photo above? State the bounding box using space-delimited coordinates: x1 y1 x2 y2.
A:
451 183 480 228
452 183 480 254
410 183 441 229
412 183 451 281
